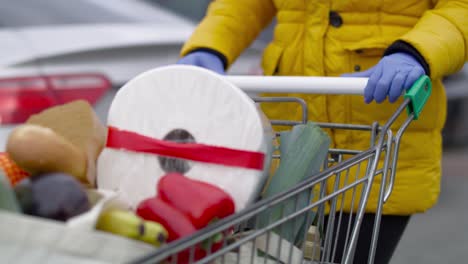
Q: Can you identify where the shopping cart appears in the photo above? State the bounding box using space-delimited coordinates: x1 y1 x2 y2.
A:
131 75 431 264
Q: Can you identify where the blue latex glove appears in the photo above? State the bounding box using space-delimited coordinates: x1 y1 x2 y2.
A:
176 51 225 75
344 52 425 104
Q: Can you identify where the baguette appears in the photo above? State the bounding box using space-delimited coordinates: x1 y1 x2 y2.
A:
26 100 106 186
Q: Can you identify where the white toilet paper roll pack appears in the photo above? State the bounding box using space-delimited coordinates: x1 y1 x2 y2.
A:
97 65 273 212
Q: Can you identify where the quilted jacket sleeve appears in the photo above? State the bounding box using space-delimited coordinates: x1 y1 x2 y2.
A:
180 0 276 68
396 0 468 79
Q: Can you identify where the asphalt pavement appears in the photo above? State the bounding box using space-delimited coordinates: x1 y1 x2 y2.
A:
391 147 468 264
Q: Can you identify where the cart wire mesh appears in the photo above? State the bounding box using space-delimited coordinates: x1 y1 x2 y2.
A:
131 95 415 264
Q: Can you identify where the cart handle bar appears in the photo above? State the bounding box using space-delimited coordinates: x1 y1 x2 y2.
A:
226 75 367 95
226 75 431 120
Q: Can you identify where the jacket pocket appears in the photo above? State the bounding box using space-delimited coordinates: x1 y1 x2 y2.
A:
342 40 391 74
261 42 285 76
341 40 389 57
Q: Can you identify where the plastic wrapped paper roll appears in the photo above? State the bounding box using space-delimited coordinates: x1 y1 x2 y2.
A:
97 65 273 211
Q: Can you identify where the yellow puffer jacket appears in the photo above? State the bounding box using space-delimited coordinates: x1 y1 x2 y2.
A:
181 0 468 215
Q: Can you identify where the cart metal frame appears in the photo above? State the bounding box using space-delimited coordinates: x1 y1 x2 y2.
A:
131 75 431 264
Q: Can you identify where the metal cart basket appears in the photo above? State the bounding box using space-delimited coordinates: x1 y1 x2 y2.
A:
131 75 431 264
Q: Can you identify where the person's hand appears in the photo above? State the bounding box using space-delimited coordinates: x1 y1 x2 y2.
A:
343 52 425 104
176 51 225 75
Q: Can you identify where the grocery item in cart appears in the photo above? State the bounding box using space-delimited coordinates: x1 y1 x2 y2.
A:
136 173 235 263
6 100 106 187
7 125 88 181
97 65 273 211
95 209 168 247
0 210 156 263
0 152 30 186
259 122 330 246
0 170 21 212
14 172 90 221
156 172 235 229
137 196 197 242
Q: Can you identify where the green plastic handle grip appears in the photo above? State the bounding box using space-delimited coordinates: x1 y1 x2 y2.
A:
404 75 432 120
